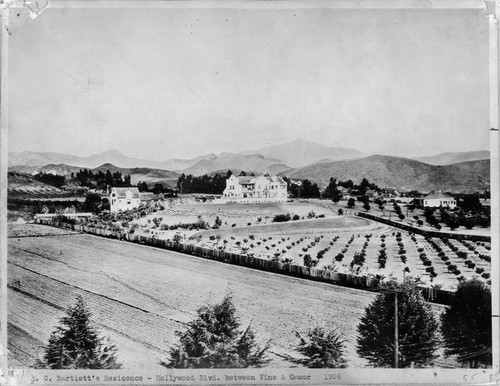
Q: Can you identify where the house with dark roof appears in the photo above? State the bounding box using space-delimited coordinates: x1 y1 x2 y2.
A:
220 174 287 203
423 191 456 209
109 187 141 212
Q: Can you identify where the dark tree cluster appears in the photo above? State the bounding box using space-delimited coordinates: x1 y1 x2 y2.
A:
323 178 343 203
282 178 321 198
33 173 66 188
137 182 177 196
74 169 131 189
176 173 228 194
357 278 492 369
337 178 380 195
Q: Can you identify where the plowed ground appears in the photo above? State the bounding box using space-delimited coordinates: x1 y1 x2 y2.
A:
8 224 377 370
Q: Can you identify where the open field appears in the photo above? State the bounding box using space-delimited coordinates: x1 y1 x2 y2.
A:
8 223 382 369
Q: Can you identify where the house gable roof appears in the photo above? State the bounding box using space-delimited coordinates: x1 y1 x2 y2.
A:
425 191 454 200
111 187 140 199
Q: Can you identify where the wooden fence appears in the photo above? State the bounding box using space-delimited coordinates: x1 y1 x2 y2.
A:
34 218 456 305
357 212 490 242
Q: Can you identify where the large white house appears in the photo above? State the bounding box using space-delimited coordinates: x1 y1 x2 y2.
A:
220 174 288 203
423 191 457 209
109 187 141 212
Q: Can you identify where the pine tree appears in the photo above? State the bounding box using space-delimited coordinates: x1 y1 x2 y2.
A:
35 296 121 369
441 279 492 368
323 178 342 202
356 279 439 368
292 326 347 368
164 294 270 368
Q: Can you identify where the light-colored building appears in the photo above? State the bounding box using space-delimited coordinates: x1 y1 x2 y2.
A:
109 187 141 212
220 174 288 203
423 191 457 209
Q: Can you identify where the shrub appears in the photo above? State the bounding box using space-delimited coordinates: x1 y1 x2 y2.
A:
35 296 121 369
273 213 291 222
356 279 439 368
303 254 318 268
456 251 468 260
292 327 347 368
441 279 491 368
164 294 270 368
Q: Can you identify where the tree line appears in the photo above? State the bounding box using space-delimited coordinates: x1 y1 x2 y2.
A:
33 173 66 188
172 171 382 199
73 169 131 189
35 278 491 370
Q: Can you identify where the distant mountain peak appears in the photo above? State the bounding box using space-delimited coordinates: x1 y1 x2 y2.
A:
97 149 125 157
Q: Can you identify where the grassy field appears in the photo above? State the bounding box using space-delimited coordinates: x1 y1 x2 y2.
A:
8 223 383 370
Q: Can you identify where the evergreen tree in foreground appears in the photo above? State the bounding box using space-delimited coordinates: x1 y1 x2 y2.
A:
356 278 439 368
164 294 271 368
441 279 492 368
35 296 121 369
292 326 347 368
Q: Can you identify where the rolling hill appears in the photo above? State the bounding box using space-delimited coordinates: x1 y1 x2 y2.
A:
240 139 368 168
92 164 180 186
412 150 490 165
9 163 83 177
280 155 490 192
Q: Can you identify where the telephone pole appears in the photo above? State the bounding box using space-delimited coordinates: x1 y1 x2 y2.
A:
380 287 402 368
394 291 399 368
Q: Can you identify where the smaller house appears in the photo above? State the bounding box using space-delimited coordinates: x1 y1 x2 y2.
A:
365 189 377 199
423 191 456 209
109 187 140 212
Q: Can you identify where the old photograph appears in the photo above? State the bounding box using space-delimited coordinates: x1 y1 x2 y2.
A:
2 0 497 384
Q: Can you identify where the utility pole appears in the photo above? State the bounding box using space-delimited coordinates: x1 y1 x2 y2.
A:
394 291 399 369
380 287 401 368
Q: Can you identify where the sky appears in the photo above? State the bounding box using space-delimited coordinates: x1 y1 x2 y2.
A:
8 5 490 161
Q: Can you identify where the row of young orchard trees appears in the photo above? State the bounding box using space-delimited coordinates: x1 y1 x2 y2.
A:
35 278 491 369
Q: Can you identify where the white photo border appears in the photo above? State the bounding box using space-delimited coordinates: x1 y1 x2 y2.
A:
0 0 498 384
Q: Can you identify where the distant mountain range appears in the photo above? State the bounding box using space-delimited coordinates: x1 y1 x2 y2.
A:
8 149 216 172
281 155 490 192
240 139 367 168
411 150 490 165
8 139 490 192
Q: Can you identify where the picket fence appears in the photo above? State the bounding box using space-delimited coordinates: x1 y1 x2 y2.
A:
35 218 455 305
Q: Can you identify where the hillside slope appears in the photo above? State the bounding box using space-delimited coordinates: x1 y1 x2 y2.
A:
280 156 489 192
